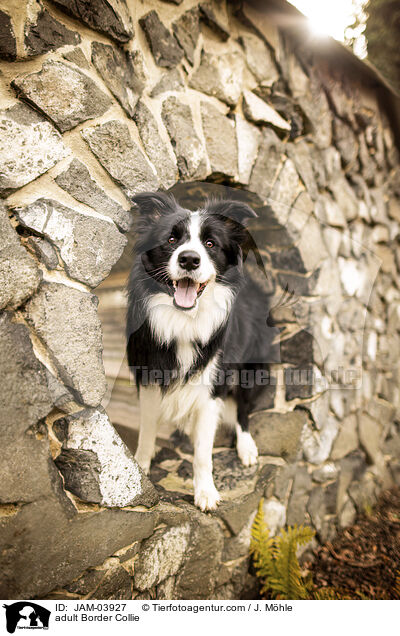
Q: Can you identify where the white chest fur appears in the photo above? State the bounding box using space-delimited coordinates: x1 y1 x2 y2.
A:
146 280 233 367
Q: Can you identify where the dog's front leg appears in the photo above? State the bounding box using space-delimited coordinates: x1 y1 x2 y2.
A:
192 397 222 511
134 384 161 474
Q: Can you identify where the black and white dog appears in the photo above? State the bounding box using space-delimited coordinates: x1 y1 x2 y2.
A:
126 192 273 511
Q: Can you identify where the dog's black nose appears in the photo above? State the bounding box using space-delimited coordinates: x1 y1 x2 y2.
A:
178 250 201 270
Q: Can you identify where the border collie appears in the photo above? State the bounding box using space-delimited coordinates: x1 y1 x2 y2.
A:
126 192 272 511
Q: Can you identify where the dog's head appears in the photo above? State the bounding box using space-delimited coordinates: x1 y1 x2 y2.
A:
132 192 257 311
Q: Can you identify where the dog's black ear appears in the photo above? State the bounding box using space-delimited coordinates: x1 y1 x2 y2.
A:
132 192 178 222
206 200 257 227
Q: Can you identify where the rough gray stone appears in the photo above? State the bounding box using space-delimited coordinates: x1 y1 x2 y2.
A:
330 175 359 222
216 490 265 536
0 203 40 310
13 61 112 133
222 512 258 561
133 101 177 190
199 3 229 41
358 132 376 184
243 90 290 131
239 33 278 86
26 236 59 270
211 450 258 493
24 5 80 56
54 408 159 508
287 465 312 526
337 450 367 510
325 480 342 515
139 11 183 68
45 369 74 410
348 476 377 512
150 69 184 97
134 523 191 590
302 416 339 464
296 73 332 150
337 297 366 332
172 8 199 66
249 410 308 461
235 115 261 184
63 46 89 69
91 41 144 117
161 96 208 181
366 398 395 428
175 515 223 599
0 493 156 599
190 51 244 106
87 562 133 600
269 158 302 221
330 414 359 460
82 120 158 197
24 282 107 407
0 103 68 195
338 498 357 528
201 102 237 178
0 312 52 435
307 486 326 533
49 0 134 43
0 314 55 503
55 448 103 502
333 118 358 166
271 246 306 273
16 199 127 287
55 159 132 232
263 497 286 535
358 413 382 463
286 140 318 200
64 566 105 596
285 365 314 401
0 9 16 61
312 462 338 483
249 127 284 199
314 193 347 228
280 329 314 366
274 463 295 500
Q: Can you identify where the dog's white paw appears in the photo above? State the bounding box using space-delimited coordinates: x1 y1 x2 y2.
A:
194 485 221 511
134 453 151 475
237 431 258 467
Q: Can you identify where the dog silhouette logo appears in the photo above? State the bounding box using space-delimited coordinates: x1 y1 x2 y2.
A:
3 602 50 633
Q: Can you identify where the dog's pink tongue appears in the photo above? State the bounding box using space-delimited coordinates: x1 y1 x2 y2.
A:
174 279 198 308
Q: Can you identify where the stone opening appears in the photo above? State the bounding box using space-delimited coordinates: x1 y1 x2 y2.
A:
95 180 316 505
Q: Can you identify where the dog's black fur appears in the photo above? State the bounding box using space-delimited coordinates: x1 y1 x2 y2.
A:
126 191 272 436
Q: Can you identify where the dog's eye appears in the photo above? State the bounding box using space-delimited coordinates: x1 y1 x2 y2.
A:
205 239 215 248
168 236 177 244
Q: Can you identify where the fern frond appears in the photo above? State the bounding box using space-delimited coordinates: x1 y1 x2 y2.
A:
312 588 347 600
250 499 277 584
269 526 314 599
250 502 316 600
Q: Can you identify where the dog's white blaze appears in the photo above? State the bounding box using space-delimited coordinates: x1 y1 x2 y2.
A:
160 356 220 427
168 211 216 284
146 280 234 347
176 340 197 375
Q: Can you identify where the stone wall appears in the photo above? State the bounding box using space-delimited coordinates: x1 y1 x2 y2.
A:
1 0 400 600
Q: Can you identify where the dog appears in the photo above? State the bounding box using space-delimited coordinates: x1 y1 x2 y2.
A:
126 192 273 511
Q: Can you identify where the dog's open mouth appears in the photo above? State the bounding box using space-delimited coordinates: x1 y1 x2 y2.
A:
172 278 207 310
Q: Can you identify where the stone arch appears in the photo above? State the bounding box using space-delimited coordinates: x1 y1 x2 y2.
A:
1 0 399 600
